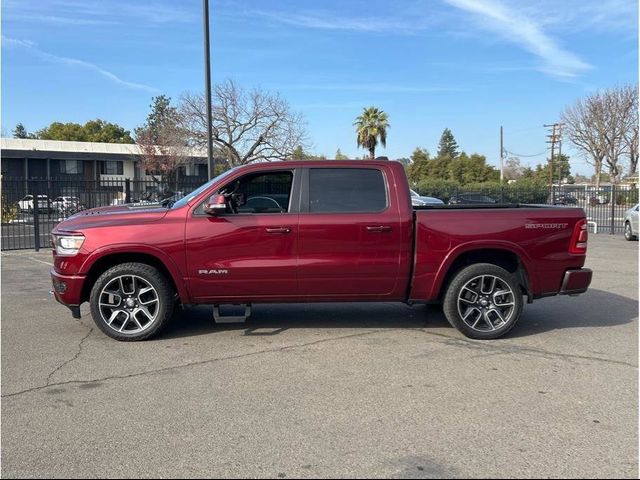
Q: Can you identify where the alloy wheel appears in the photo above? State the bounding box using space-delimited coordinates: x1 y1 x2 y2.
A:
456 274 516 332
98 275 160 334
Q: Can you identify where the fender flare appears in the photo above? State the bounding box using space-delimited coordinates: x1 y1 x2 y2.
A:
429 240 537 300
79 244 190 303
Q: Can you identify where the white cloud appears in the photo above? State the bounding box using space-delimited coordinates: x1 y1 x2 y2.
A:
250 10 432 34
3 36 159 93
4 0 197 26
442 0 592 78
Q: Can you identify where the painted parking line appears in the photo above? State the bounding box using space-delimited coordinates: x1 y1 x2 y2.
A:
1 252 54 266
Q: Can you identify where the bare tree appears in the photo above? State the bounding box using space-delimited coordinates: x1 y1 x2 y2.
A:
623 92 638 176
179 80 309 166
135 96 190 193
562 96 607 188
136 128 189 188
626 126 638 177
562 85 638 187
503 156 525 181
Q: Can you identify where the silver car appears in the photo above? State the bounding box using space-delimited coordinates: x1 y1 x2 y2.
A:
624 203 639 241
410 189 444 207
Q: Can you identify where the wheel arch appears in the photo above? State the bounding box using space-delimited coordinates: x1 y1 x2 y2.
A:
434 245 533 303
80 248 188 305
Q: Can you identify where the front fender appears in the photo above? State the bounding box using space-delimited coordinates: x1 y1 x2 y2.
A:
79 244 190 303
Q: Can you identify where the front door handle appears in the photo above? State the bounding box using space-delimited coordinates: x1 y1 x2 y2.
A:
366 225 392 232
266 226 291 234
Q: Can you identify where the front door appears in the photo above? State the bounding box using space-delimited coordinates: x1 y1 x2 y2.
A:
185 169 299 301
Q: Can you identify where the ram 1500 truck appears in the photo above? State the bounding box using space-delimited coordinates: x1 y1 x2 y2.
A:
50 160 592 341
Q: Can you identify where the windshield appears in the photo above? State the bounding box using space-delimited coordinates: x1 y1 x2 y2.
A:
170 167 238 209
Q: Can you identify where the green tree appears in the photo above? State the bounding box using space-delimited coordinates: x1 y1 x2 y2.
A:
354 107 389 159
12 123 35 139
135 95 179 144
520 167 536 180
82 120 133 143
35 120 133 143
447 153 498 184
290 145 326 160
531 154 571 184
437 128 459 158
37 122 85 141
292 145 306 160
407 148 431 183
335 148 348 160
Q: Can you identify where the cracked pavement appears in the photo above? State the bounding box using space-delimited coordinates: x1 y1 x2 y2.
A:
1 235 637 478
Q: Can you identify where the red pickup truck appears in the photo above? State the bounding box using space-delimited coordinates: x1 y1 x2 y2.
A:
50 160 592 341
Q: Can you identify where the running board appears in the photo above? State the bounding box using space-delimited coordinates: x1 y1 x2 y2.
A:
213 304 252 324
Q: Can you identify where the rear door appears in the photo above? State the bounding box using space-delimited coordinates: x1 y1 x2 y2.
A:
297 166 405 298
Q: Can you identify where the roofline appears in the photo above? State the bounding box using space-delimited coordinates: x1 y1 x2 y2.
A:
0 137 208 158
238 159 401 169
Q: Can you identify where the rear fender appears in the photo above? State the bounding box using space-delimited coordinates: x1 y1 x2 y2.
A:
430 241 537 301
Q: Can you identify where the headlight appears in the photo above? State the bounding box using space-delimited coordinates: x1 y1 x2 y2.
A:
52 234 85 256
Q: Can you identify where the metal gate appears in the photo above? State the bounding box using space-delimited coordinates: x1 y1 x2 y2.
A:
1 177 202 251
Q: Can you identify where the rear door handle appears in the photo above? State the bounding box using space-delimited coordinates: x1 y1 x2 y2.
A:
366 225 392 232
266 226 291 234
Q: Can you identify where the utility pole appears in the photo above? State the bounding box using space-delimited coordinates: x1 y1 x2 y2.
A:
203 0 215 180
557 123 563 185
500 126 504 184
544 123 562 188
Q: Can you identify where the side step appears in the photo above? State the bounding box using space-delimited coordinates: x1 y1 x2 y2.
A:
213 304 252 324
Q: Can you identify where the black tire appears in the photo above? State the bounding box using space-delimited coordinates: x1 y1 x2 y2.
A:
89 262 174 341
443 263 523 340
624 222 636 241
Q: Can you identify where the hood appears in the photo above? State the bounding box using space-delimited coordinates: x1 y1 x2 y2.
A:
53 204 170 232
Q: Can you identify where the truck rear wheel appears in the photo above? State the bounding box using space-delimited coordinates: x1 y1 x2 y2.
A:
89 262 174 341
443 263 523 340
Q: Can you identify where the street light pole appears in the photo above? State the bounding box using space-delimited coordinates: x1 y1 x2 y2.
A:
203 0 214 179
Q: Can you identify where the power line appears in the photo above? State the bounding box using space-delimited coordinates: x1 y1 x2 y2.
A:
504 149 547 158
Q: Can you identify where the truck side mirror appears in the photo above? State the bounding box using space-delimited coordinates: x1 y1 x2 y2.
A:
203 194 227 215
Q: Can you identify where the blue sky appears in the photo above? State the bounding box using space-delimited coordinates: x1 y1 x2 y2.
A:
2 0 638 175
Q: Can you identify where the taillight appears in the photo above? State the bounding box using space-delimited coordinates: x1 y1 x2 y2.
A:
569 219 588 254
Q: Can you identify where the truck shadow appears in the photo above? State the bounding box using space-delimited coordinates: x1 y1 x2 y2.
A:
159 289 636 340
507 288 638 338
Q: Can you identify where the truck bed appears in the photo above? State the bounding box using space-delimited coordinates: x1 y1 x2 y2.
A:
410 206 588 302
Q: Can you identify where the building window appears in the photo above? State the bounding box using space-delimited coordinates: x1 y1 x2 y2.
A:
101 161 123 175
60 160 83 175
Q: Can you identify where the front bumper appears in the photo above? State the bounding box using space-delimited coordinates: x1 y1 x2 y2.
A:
559 268 592 295
50 269 85 315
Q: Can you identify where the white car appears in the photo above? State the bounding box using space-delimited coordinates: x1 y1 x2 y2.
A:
51 196 81 212
624 203 638 241
410 189 444 206
18 194 50 212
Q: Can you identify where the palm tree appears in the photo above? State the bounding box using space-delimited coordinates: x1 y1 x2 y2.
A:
354 107 389 159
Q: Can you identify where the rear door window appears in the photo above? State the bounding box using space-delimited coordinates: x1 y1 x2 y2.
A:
308 168 387 213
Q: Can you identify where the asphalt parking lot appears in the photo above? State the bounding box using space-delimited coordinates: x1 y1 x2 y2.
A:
1 235 638 478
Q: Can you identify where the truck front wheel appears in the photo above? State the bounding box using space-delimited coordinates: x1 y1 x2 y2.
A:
89 262 175 341
443 263 523 340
